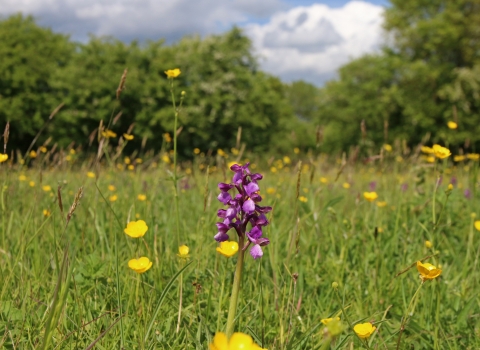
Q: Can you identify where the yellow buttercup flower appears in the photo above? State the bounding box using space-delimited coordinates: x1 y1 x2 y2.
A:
216 241 239 258
193 148 201 155
432 144 451 159
123 133 134 141
128 257 152 274
376 201 387 207
43 209 51 217
0 153 8 163
137 194 147 201
383 144 392 152
363 192 378 202
102 129 117 138
320 177 328 184
87 171 95 178
29 181 35 187
354 322 376 339
416 261 442 280
474 221 480 231
293 147 300 154
454 155 465 162
42 185 52 192
124 220 148 238
19 175 27 181
467 153 480 161
425 240 433 249
29 150 37 158
447 183 453 191
447 121 458 129
299 196 308 203
426 156 435 163
109 195 118 202
128 164 135 171
321 317 340 325
162 154 171 164
164 68 181 79
108 185 116 192
283 156 291 164
209 332 266 350
163 133 172 143
342 182 350 189
178 245 190 258
421 146 434 154
266 187 276 195
39 146 47 153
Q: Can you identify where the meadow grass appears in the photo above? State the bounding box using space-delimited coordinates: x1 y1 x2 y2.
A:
1 150 479 349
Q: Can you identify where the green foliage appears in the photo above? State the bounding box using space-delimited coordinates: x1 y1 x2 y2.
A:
2 156 480 348
0 16 312 156
316 0 480 153
0 14 73 142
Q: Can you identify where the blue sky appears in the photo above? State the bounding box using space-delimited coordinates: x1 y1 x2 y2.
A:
0 0 389 85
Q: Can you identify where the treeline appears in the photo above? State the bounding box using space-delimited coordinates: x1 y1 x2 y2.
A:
0 15 314 157
1 0 480 158
305 0 480 153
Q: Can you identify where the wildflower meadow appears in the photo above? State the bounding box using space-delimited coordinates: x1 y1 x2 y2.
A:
1 69 480 350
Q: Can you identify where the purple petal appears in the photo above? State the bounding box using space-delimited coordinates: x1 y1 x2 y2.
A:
247 226 262 240
245 182 259 196
217 192 232 204
250 244 263 259
256 214 269 226
230 164 242 171
255 237 270 246
216 222 230 233
250 173 263 181
242 199 255 214
255 205 272 213
217 209 227 218
218 183 234 191
226 207 237 219
233 172 243 184
214 232 229 242
250 193 262 202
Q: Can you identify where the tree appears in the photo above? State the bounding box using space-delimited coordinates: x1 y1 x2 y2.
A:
0 14 73 150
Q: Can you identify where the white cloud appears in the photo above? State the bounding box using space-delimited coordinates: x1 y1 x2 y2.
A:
246 1 385 85
0 0 384 84
0 0 284 42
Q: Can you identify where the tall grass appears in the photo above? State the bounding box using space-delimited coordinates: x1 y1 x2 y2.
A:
1 149 479 349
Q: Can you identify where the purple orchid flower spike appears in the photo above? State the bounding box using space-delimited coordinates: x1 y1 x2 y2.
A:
214 163 271 259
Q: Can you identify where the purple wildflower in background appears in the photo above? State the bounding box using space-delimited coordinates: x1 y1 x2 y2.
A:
215 163 271 259
464 189 471 200
369 181 377 191
401 183 408 192
450 176 457 187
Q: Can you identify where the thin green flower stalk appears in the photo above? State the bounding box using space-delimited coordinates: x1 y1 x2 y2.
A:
167 73 185 246
226 235 246 338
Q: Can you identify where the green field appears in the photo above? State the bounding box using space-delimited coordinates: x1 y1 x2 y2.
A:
1 147 479 349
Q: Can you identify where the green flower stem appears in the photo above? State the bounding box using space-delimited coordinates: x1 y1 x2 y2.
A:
396 281 424 350
226 235 246 338
169 79 181 246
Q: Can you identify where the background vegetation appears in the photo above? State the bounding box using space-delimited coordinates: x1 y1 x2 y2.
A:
1 0 479 157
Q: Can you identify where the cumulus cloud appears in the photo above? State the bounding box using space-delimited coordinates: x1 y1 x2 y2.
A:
246 1 385 85
0 0 384 84
0 0 284 42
